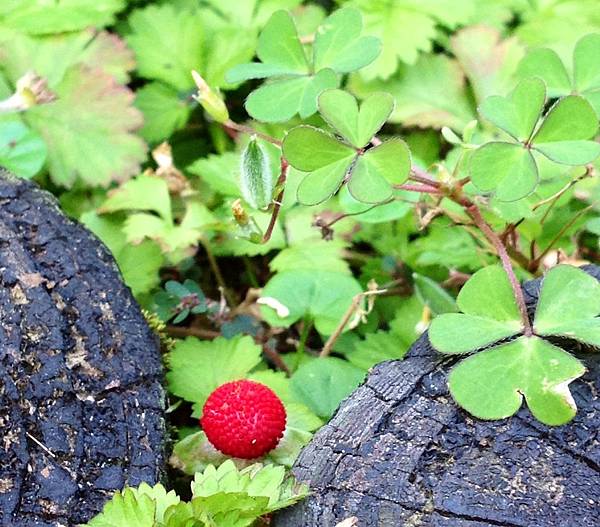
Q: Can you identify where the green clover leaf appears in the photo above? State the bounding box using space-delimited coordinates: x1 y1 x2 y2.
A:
534 265 600 346
226 8 380 122
470 77 600 201
517 33 600 115
429 265 600 426
283 90 410 205
448 336 585 426
428 266 523 354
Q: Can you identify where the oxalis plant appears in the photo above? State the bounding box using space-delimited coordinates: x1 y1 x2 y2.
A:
193 9 600 428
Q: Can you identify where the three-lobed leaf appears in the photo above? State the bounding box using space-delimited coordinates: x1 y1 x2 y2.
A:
471 77 600 201
517 33 600 113
284 90 409 205
226 8 380 122
431 265 600 426
429 266 522 353
534 265 600 346
449 336 585 426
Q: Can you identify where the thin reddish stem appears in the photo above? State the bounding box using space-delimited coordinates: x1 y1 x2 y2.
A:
262 158 289 243
395 183 442 194
466 204 533 336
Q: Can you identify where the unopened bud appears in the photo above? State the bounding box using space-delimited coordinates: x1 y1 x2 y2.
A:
191 70 229 124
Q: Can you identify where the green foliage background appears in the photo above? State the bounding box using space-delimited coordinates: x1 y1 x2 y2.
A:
2 1 600 522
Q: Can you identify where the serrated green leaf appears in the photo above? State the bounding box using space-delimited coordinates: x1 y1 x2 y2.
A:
200 0 303 29
166 336 263 408
245 68 339 122
24 66 146 188
85 489 156 527
534 265 600 337
346 328 410 370
122 201 214 262
448 336 585 426
135 82 191 143
187 152 240 196
0 119 46 179
203 27 256 89
260 269 362 335
290 357 365 418
240 138 273 210
312 7 380 73
126 4 204 91
85 483 179 526
0 0 126 34
450 26 525 103
100 174 172 224
347 0 475 80
479 77 546 141
469 142 538 201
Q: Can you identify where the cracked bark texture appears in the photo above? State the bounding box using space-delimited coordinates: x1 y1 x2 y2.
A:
0 171 165 527
274 266 600 527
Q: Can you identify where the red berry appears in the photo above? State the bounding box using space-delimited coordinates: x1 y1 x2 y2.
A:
200 380 287 459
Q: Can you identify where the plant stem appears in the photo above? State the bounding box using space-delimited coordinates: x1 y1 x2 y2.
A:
395 183 442 194
320 288 386 358
465 204 533 336
297 315 313 359
199 237 236 306
167 325 220 339
262 342 291 376
529 205 593 270
243 257 259 288
223 119 282 147
320 293 364 358
262 157 289 243
410 166 439 186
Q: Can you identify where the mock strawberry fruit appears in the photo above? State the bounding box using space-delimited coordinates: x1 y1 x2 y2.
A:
200 379 287 459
